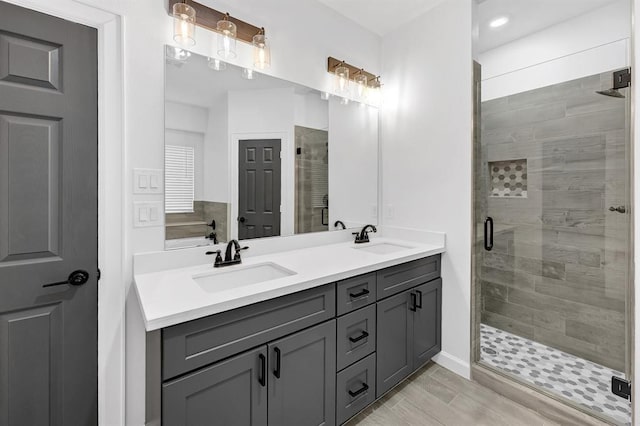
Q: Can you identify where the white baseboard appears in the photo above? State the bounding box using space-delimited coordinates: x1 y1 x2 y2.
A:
433 351 470 380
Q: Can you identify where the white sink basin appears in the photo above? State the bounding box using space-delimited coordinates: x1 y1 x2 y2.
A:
193 262 296 293
352 242 414 255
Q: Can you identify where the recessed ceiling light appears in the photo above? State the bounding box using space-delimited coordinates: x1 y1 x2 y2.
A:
489 16 509 28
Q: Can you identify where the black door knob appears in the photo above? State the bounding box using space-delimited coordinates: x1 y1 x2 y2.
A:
238 216 246 223
43 270 90 288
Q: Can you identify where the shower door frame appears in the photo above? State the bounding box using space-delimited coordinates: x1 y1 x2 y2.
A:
469 20 637 422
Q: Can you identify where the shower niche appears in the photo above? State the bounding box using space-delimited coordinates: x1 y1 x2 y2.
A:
489 159 527 198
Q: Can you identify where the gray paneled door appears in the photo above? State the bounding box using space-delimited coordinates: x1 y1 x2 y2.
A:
238 139 281 240
0 2 98 425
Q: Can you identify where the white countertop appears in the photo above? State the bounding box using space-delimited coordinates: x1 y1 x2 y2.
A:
134 234 445 331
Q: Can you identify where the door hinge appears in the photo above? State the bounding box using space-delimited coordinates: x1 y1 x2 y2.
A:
611 376 631 401
97 268 101 281
613 68 631 89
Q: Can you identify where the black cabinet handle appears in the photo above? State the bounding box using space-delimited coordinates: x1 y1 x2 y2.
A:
484 217 494 251
410 292 417 312
349 288 370 299
43 270 89 288
273 347 281 379
349 330 369 343
348 382 369 398
416 290 423 309
258 353 266 387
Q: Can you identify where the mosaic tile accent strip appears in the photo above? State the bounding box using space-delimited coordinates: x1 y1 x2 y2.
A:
480 324 631 425
489 159 527 198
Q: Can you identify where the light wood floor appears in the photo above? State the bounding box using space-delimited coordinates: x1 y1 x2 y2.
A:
346 362 592 426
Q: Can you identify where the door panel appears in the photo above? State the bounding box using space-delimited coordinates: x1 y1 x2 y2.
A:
0 2 98 425
376 290 413 397
268 320 336 426
163 346 268 426
238 139 281 240
413 279 442 370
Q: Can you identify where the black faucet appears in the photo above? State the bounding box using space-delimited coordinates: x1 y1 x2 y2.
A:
205 220 218 244
334 220 346 230
206 239 248 267
353 224 377 244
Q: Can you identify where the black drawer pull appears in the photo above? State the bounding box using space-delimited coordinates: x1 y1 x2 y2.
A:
410 292 417 312
349 330 369 343
348 382 369 398
349 288 370 299
416 290 423 309
273 347 281 379
258 353 266 387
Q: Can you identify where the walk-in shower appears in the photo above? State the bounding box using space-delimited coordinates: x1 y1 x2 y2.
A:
472 69 633 425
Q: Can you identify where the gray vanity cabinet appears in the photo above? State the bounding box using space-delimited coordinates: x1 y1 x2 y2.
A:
376 290 414 397
412 278 442 369
268 320 336 426
376 275 442 398
162 346 268 426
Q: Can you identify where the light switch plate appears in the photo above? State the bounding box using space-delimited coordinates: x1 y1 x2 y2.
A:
133 168 163 194
134 201 163 227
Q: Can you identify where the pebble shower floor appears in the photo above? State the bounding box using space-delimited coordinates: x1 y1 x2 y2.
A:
480 324 632 425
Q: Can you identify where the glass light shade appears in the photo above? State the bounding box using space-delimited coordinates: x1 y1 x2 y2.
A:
242 68 255 80
355 73 368 100
207 57 226 71
217 19 237 59
252 33 271 70
172 3 196 47
334 65 350 95
165 45 191 62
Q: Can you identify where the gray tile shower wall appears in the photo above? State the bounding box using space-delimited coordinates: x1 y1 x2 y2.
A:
478 72 629 371
295 126 329 234
165 201 229 242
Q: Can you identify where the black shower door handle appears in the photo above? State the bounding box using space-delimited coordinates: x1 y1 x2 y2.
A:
484 217 494 251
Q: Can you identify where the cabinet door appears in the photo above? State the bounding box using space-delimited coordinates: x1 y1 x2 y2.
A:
376 290 413 398
412 279 442 370
268 320 336 426
162 346 268 426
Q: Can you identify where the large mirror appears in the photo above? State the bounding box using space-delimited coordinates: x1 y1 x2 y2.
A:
164 47 379 248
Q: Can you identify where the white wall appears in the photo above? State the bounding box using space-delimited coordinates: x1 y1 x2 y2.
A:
203 96 229 202
294 92 329 130
480 0 630 100
328 98 379 228
380 0 473 378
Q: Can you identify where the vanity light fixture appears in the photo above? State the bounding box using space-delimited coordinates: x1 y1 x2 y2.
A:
252 28 271 70
334 61 350 96
217 13 237 59
172 1 196 47
327 57 381 100
208 57 226 71
354 69 368 99
242 68 256 80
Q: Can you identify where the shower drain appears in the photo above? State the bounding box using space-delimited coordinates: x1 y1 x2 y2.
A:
482 347 497 356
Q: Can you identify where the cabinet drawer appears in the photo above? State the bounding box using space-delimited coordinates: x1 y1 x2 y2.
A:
336 273 376 316
336 353 376 425
162 284 335 380
376 255 441 300
336 304 376 371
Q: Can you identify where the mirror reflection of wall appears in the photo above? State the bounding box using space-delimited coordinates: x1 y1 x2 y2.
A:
164 48 379 249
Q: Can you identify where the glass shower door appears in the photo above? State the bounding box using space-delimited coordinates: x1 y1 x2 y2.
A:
474 70 632 425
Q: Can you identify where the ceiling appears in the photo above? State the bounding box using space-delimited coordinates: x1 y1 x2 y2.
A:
476 0 622 52
316 0 623 51
316 0 447 36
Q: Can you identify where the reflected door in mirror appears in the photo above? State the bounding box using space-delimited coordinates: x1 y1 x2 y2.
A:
238 139 282 240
